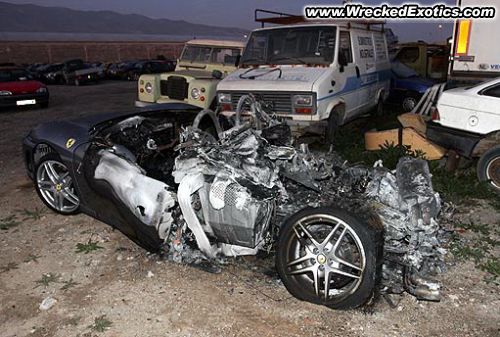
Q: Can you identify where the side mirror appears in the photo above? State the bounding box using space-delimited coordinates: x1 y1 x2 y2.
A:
235 55 241 67
212 70 223 79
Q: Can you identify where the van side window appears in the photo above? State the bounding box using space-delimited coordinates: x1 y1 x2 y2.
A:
338 31 353 64
395 47 419 64
482 84 500 98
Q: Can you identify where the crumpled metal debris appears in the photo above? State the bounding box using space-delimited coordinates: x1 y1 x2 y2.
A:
366 158 444 301
168 121 447 300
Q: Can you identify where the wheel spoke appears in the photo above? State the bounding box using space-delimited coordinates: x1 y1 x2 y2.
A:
46 162 60 182
330 267 360 279
288 265 316 276
313 266 320 296
287 254 313 268
332 227 347 253
324 269 331 300
38 180 53 191
62 176 73 188
320 222 340 247
296 221 320 247
62 189 79 205
293 227 315 254
43 163 58 184
336 256 362 271
56 192 65 210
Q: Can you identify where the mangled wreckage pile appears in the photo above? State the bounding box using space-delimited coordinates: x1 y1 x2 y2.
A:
90 96 447 309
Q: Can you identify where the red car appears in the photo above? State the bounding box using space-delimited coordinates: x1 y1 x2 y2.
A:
0 67 49 109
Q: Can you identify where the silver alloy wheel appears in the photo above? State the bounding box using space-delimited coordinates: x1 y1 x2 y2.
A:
286 214 366 301
36 160 79 213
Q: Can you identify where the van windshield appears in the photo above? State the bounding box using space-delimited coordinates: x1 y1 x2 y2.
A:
241 26 337 66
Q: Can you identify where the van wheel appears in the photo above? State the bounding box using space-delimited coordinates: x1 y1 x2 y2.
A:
371 96 385 117
276 207 382 310
477 145 500 192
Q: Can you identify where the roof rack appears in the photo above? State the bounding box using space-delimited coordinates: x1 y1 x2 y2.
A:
254 9 385 30
254 9 305 28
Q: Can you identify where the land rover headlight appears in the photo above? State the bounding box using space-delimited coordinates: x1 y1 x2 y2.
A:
36 87 47 93
191 88 201 100
293 94 313 106
0 90 12 96
145 82 153 94
218 92 231 103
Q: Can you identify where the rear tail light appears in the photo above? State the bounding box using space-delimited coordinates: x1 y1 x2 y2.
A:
431 107 440 121
456 20 471 55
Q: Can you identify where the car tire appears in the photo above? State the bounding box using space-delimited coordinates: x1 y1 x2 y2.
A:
34 153 80 215
477 145 500 192
40 102 49 109
276 207 382 310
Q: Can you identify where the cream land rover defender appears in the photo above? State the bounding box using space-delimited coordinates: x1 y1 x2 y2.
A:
136 39 245 109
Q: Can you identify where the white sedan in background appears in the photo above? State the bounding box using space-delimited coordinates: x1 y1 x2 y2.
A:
427 77 500 191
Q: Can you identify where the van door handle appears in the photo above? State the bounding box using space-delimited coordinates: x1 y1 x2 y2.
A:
355 66 360 78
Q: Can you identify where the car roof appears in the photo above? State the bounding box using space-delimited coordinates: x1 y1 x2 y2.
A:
252 21 385 32
186 39 245 48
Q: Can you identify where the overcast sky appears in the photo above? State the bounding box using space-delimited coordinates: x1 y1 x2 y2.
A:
4 0 456 42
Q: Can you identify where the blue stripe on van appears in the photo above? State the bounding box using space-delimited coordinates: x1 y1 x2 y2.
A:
317 69 392 102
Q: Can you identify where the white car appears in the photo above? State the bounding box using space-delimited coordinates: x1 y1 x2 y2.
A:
427 77 500 191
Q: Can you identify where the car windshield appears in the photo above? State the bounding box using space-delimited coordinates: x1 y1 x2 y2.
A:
391 61 418 78
180 46 212 63
179 46 241 65
0 69 30 82
241 26 337 66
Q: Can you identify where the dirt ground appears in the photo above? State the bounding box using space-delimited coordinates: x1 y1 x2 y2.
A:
0 82 499 337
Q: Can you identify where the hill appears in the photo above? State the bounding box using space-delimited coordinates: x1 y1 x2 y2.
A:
0 1 248 38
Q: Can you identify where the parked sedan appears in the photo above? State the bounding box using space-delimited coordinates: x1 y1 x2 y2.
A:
39 63 64 84
0 67 49 109
427 77 500 191
106 61 138 80
125 60 176 81
387 61 435 112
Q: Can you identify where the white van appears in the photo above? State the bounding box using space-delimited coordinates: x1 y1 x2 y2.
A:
216 21 391 141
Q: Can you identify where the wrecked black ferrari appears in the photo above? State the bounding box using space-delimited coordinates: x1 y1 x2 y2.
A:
22 98 446 309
